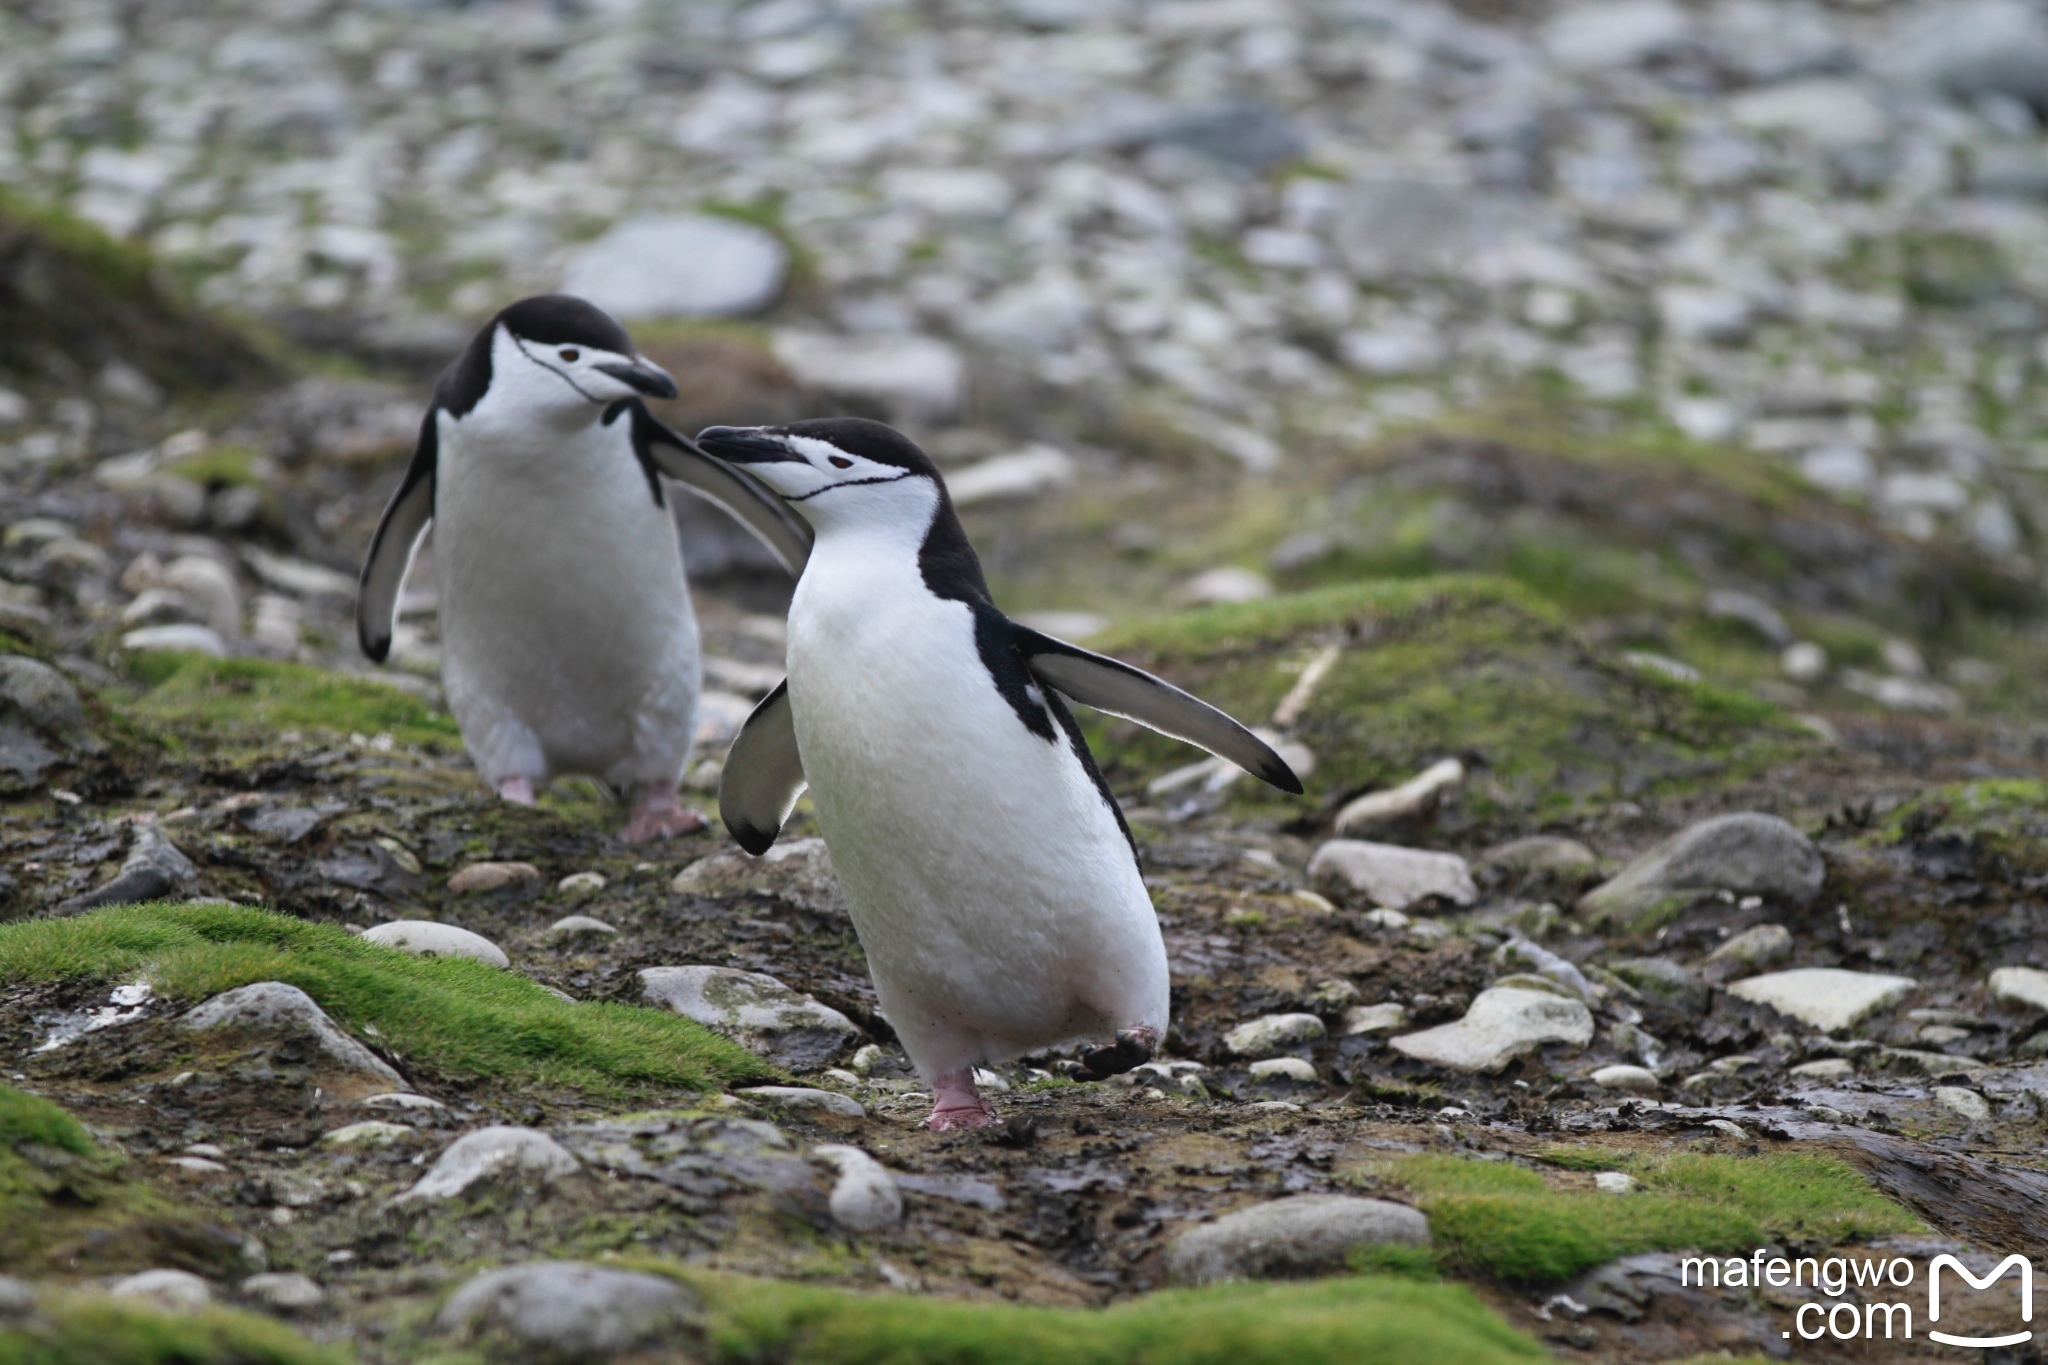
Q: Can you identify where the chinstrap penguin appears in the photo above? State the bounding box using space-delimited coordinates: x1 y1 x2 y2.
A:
696 418 1301 1129
356 295 812 842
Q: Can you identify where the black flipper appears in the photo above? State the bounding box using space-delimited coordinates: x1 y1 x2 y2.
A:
356 407 439 663
612 400 815 576
1013 625 1303 794
718 680 807 854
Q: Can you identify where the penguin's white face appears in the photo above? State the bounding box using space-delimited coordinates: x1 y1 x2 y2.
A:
696 420 944 533
491 326 678 423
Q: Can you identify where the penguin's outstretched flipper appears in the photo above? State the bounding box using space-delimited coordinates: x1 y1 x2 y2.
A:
719 679 808 854
1012 624 1303 794
614 400 815 575
356 408 439 663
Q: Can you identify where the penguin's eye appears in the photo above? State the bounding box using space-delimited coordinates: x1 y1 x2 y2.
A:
828 455 854 469
558 348 579 362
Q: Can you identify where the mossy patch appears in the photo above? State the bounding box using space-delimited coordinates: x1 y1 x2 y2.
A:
548 1267 1540 1365
0 1292 346 1365
1085 576 1811 819
121 652 459 750
0 904 767 1098
1369 1151 1920 1284
1874 780 2048 875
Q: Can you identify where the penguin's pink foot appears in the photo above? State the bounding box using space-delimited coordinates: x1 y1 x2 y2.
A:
922 1070 997 1131
1063 1025 1160 1083
496 777 538 805
623 786 706 843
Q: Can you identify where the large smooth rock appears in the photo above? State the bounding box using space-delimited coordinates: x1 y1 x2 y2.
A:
1165 1195 1430 1286
1224 1013 1326 1058
1579 814 1823 931
1308 841 1477 909
436 1261 702 1356
181 981 401 1090
397 1127 580 1203
639 966 861 1069
738 1086 866 1119
1545 0 1693 70
561 214 787 319
1728 79 1889 150
770 330 964 421
448 861 540 893
671 838 841 915
1727 969 1916 1033
1334 759 1464 834
241 1272 324 1313
0 655 91 744
1481 835 1601 881
1990 966 2048 1013
946 446 1077 508
1390 987 1595 1073
362 921 509 969
1702 923 1793 980
1590 1064 1661 1095
109 1268 212 1312
120 623 226 656
811 1144 902 1232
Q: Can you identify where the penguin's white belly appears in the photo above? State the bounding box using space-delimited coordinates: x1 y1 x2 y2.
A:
787 582 1166 1075
434 429 699 787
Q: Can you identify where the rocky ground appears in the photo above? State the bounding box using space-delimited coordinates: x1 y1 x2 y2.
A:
4 1 2048 1362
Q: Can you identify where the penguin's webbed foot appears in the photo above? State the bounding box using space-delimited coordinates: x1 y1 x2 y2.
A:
623 787 707 843
496 777 538 806
1063 1026 1158 1083
923 1069 997 1131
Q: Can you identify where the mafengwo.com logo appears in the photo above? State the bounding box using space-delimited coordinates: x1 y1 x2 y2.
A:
1681 1249 2034 1347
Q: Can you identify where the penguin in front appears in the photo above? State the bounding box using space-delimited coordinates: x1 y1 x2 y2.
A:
356 295 812 842
696 418 1301 1129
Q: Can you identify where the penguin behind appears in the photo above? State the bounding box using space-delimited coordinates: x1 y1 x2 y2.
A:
356 295 812 842
697 418 1300 1128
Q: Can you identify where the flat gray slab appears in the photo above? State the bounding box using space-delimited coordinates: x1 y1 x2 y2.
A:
1166 1195 1430 1286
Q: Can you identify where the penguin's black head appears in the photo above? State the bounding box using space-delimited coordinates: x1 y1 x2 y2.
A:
696 419 947 523
442 293 677 421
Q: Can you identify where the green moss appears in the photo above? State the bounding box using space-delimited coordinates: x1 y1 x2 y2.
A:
691 1269 1541 1365
0 1086 92 1157
121 653 460 749
1374 1152 1920 1285
1875 780 2048 873
0 1293 346 1365
0 904 767 1098
1085 577 1811 819
0 187 155 298
160 444 266 489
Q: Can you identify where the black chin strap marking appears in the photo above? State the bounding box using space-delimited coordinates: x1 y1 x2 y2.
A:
783 469 917 502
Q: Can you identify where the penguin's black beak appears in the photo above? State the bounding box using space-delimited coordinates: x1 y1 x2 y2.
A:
696 426 803 464
595 359 678 400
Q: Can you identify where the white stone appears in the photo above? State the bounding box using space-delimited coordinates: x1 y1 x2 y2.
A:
1880 0 2048 107
555 871 607 899
321 1121 415 1147
1782 641 1829 684
449 861 541 893
1799 444 1875 497
1933 1087 1991 1122
1668 397 1741 444
163 555 242 638
181 982 401 1088
1729 79 1889 149
110 1269 212 1312
811 1144 902 1231
639 966 861 1068
1308 840 1478 909
360 1092 444 1110
1334 759 1465 834
436 1262 699 1355
241 1272 324 1313
945 446 1076 508
880 166 1013 218
1224 1013 1326 1057
771 331 964 421
1165 1196 1430 1285
1580 813 1823 930
1790 1057 1855 1080
1590 1064 1661 1095
1342 1003 1407 1035
1338 324 1447 377
1248 1057 1318 1082
1181 567 1273 605
362 921 509 969
1990 966 2048 1013
671 839 840 914
562 214 787 319
396 1127 580 1203
1594 1171 1640 1194
1545 0 1692 70
1658 287 1753 344
1704 923 1793 973
547 914 618 940
120 624 226 657
737 1086 866 1118
1727 969 1916 1032
1390 987 1595 1073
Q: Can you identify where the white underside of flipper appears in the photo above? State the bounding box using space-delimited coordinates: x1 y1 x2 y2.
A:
786 529 1169 1084
434 406 700 792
